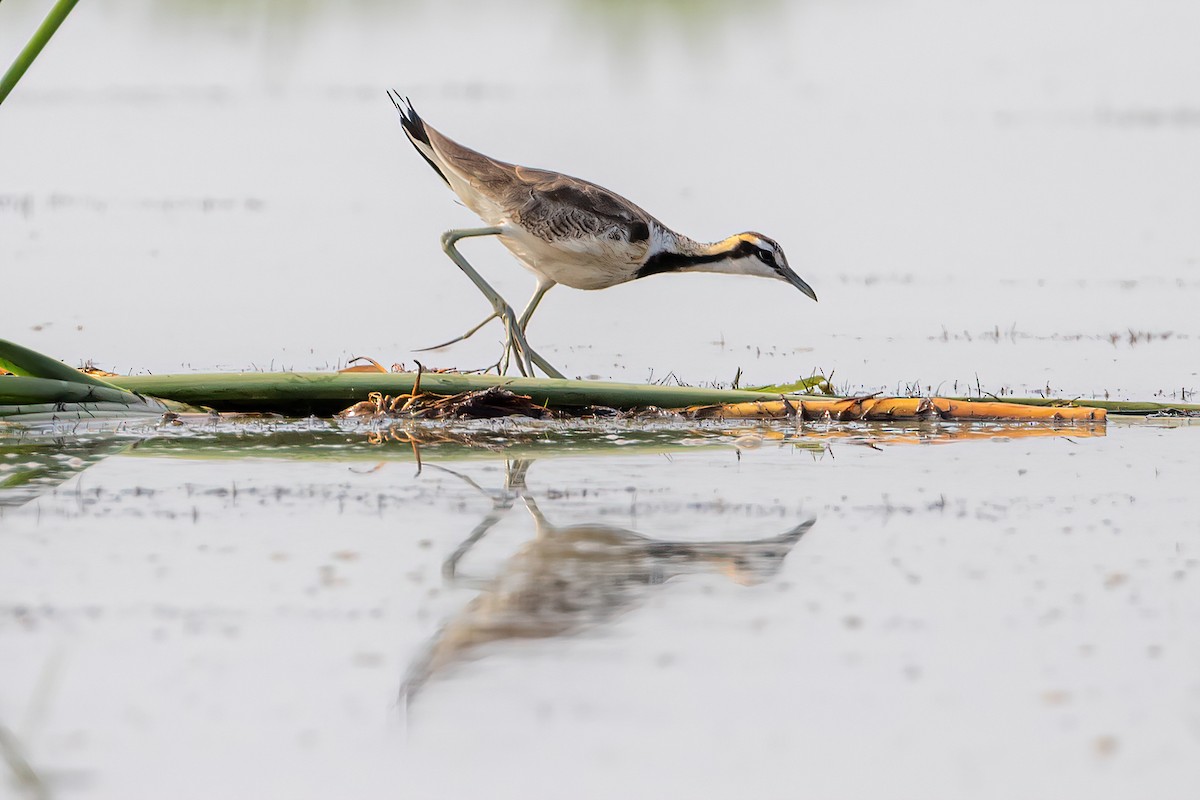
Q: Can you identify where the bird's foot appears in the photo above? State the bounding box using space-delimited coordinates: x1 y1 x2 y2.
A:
413 304 563 379
496 303 564 379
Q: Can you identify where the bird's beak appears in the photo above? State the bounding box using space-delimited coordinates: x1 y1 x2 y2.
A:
781 266 818 302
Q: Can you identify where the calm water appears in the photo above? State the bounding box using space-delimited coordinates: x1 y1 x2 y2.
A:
2 418 1200 799
3 1 1200 798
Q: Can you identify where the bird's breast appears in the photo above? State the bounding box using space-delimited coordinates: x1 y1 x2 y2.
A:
498 226 647 290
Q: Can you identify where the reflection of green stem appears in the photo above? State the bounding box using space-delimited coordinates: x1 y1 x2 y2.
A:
0 722 48 800
0 439 131 500
0 0 81 107
120 429 759 464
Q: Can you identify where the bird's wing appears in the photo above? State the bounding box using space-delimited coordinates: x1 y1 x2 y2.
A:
423 125 657 248
510 170 654 247
423 125 522 197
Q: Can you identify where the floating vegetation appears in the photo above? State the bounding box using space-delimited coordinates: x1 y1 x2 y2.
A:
0 338 175 423
686 396 1109 422
104 369 824 417
5 338 1200 428
338 368 557 420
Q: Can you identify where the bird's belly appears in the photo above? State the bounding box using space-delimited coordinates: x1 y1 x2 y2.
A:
497 229 642 291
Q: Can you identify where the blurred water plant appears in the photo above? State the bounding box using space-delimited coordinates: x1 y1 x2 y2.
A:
567 0 781 52
0 720 47 800
0 0 80 107
128 0 775 34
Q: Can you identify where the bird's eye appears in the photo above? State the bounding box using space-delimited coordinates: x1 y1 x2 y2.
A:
758 249 774 265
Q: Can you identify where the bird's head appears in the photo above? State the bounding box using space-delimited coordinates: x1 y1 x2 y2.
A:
700 519 815 586
715 232 818 301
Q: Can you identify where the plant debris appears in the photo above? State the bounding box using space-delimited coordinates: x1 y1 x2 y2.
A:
339 386 556 420
339 356 408 374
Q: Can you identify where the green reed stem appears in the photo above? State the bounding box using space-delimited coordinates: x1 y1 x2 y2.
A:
0 0 81 107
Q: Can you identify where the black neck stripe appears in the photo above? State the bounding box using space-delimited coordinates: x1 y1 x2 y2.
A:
636 239 757 279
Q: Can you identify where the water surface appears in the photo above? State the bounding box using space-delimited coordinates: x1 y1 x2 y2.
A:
2 418 1199 798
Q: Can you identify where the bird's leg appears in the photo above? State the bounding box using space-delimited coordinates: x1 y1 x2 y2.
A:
438 228 564 378
430 458 535 583
517 278 556 334
502 314 527 377
511 278 557 374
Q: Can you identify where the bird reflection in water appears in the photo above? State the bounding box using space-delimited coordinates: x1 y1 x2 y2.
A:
400 459 813 705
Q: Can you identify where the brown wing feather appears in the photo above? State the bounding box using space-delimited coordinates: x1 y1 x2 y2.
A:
423 125 526 195
424 126 656 246
513 175 653 244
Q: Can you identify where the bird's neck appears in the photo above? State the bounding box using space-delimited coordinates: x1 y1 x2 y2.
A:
638 232 756 279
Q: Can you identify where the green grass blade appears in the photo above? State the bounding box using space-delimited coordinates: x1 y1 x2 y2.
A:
0 338 123 389
0 0 81 107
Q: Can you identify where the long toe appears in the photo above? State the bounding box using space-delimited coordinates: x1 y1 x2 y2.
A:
415 311 499 352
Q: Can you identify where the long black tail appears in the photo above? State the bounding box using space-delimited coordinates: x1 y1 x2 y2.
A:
387 90 450 186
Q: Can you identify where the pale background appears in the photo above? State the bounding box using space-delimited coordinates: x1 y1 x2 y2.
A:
3 5 1200 799
3 0 1198 397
